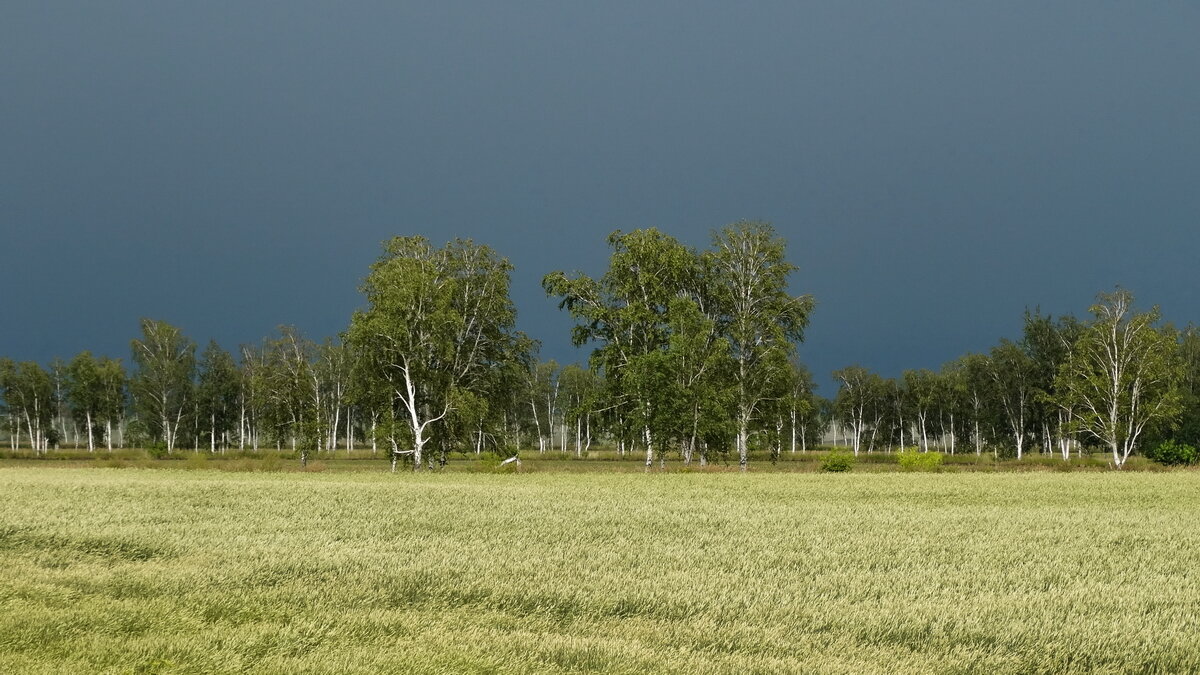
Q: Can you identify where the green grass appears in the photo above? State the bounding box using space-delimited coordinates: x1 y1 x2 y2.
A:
0 445 1170 473
1 468 1198 673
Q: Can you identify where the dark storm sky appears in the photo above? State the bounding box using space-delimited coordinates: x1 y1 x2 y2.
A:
3 2 1199 391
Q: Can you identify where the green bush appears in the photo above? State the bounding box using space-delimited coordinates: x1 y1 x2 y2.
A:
897 449 943 472
473 452 523 473
1145 440 1199 466
820 452 855 472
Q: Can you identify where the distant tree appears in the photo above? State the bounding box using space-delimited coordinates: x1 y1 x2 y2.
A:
710 222 814 469
886 377 911 452
197 341 240 453
903 369 941 453
349 237 527 471
95 357 127 450
265 327 321 464
238 342 272 452
544 229 700 469
1 360 54 452
665 296 732 465
938 361 969 454
0 358 13 450
22 362 55 452
559 363 601 457
49 358 70 447
834 366 880 455
956 353 992 456
524 359 560 453
988 340 1037 459
66 351 105 452
1056 289 1182 467
785 361 821 453
1023 309 1083 458
130 319 196 454
314 339 351 452
1175 327 1200 447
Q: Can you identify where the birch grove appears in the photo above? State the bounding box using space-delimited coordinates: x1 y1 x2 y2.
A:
1 232 1195 471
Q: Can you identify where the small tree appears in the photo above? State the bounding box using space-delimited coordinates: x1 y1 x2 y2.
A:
1056 289 1181 467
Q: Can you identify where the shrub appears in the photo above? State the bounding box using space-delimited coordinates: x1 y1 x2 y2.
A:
1145 440 1199 467
820 452 855 472
474 452 523 473
897 449 943 472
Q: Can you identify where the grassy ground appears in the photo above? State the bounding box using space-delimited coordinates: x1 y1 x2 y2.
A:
0 445 1171 473
1 468 1198 673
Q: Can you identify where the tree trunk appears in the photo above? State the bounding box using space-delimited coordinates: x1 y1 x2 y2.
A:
790 407 797 454
737 418 749 471
643 426 653 470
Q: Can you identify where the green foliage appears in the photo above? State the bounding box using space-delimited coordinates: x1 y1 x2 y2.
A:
897 449 944 471
348 236 527 470
1056 290 1183 466
130 319 196 453
1145 440 1199 466
820 451 855 472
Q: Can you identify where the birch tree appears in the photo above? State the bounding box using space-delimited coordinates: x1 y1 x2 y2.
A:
66 351 104 452
957 353 991 456
711 222 814 469
3 361 54 452
96 357 127 450
1024 310 1082 458
197 341 240 453
1175 327 1200 447
988 340 1036 459
1056 289 1182 467
902 369 940 453
544 229 699 469
666 296 732 465
314 339 351 452
785 360 820 453
130 319 196 454
833 366 874 455
238 342 271 451
349 236 525 471
0 359 13 450
266 327 320 464
559 363 600 457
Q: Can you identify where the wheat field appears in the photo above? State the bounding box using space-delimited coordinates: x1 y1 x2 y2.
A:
1 467 1197 673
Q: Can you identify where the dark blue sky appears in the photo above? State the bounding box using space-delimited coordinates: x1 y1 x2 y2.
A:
3 2 1198 392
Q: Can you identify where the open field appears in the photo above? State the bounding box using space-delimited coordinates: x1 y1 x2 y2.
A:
1 468 1198 673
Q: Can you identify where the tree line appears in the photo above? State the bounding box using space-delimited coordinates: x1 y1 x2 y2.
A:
830 295 1198 467
2 223 1196 470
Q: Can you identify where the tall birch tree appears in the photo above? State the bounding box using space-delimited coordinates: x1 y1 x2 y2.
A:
130 319 196 454
349 236 525 471
544 229 699 469
988 340 1036 459
1056 289 1182 467
66 351 104 452
711 222 814 469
